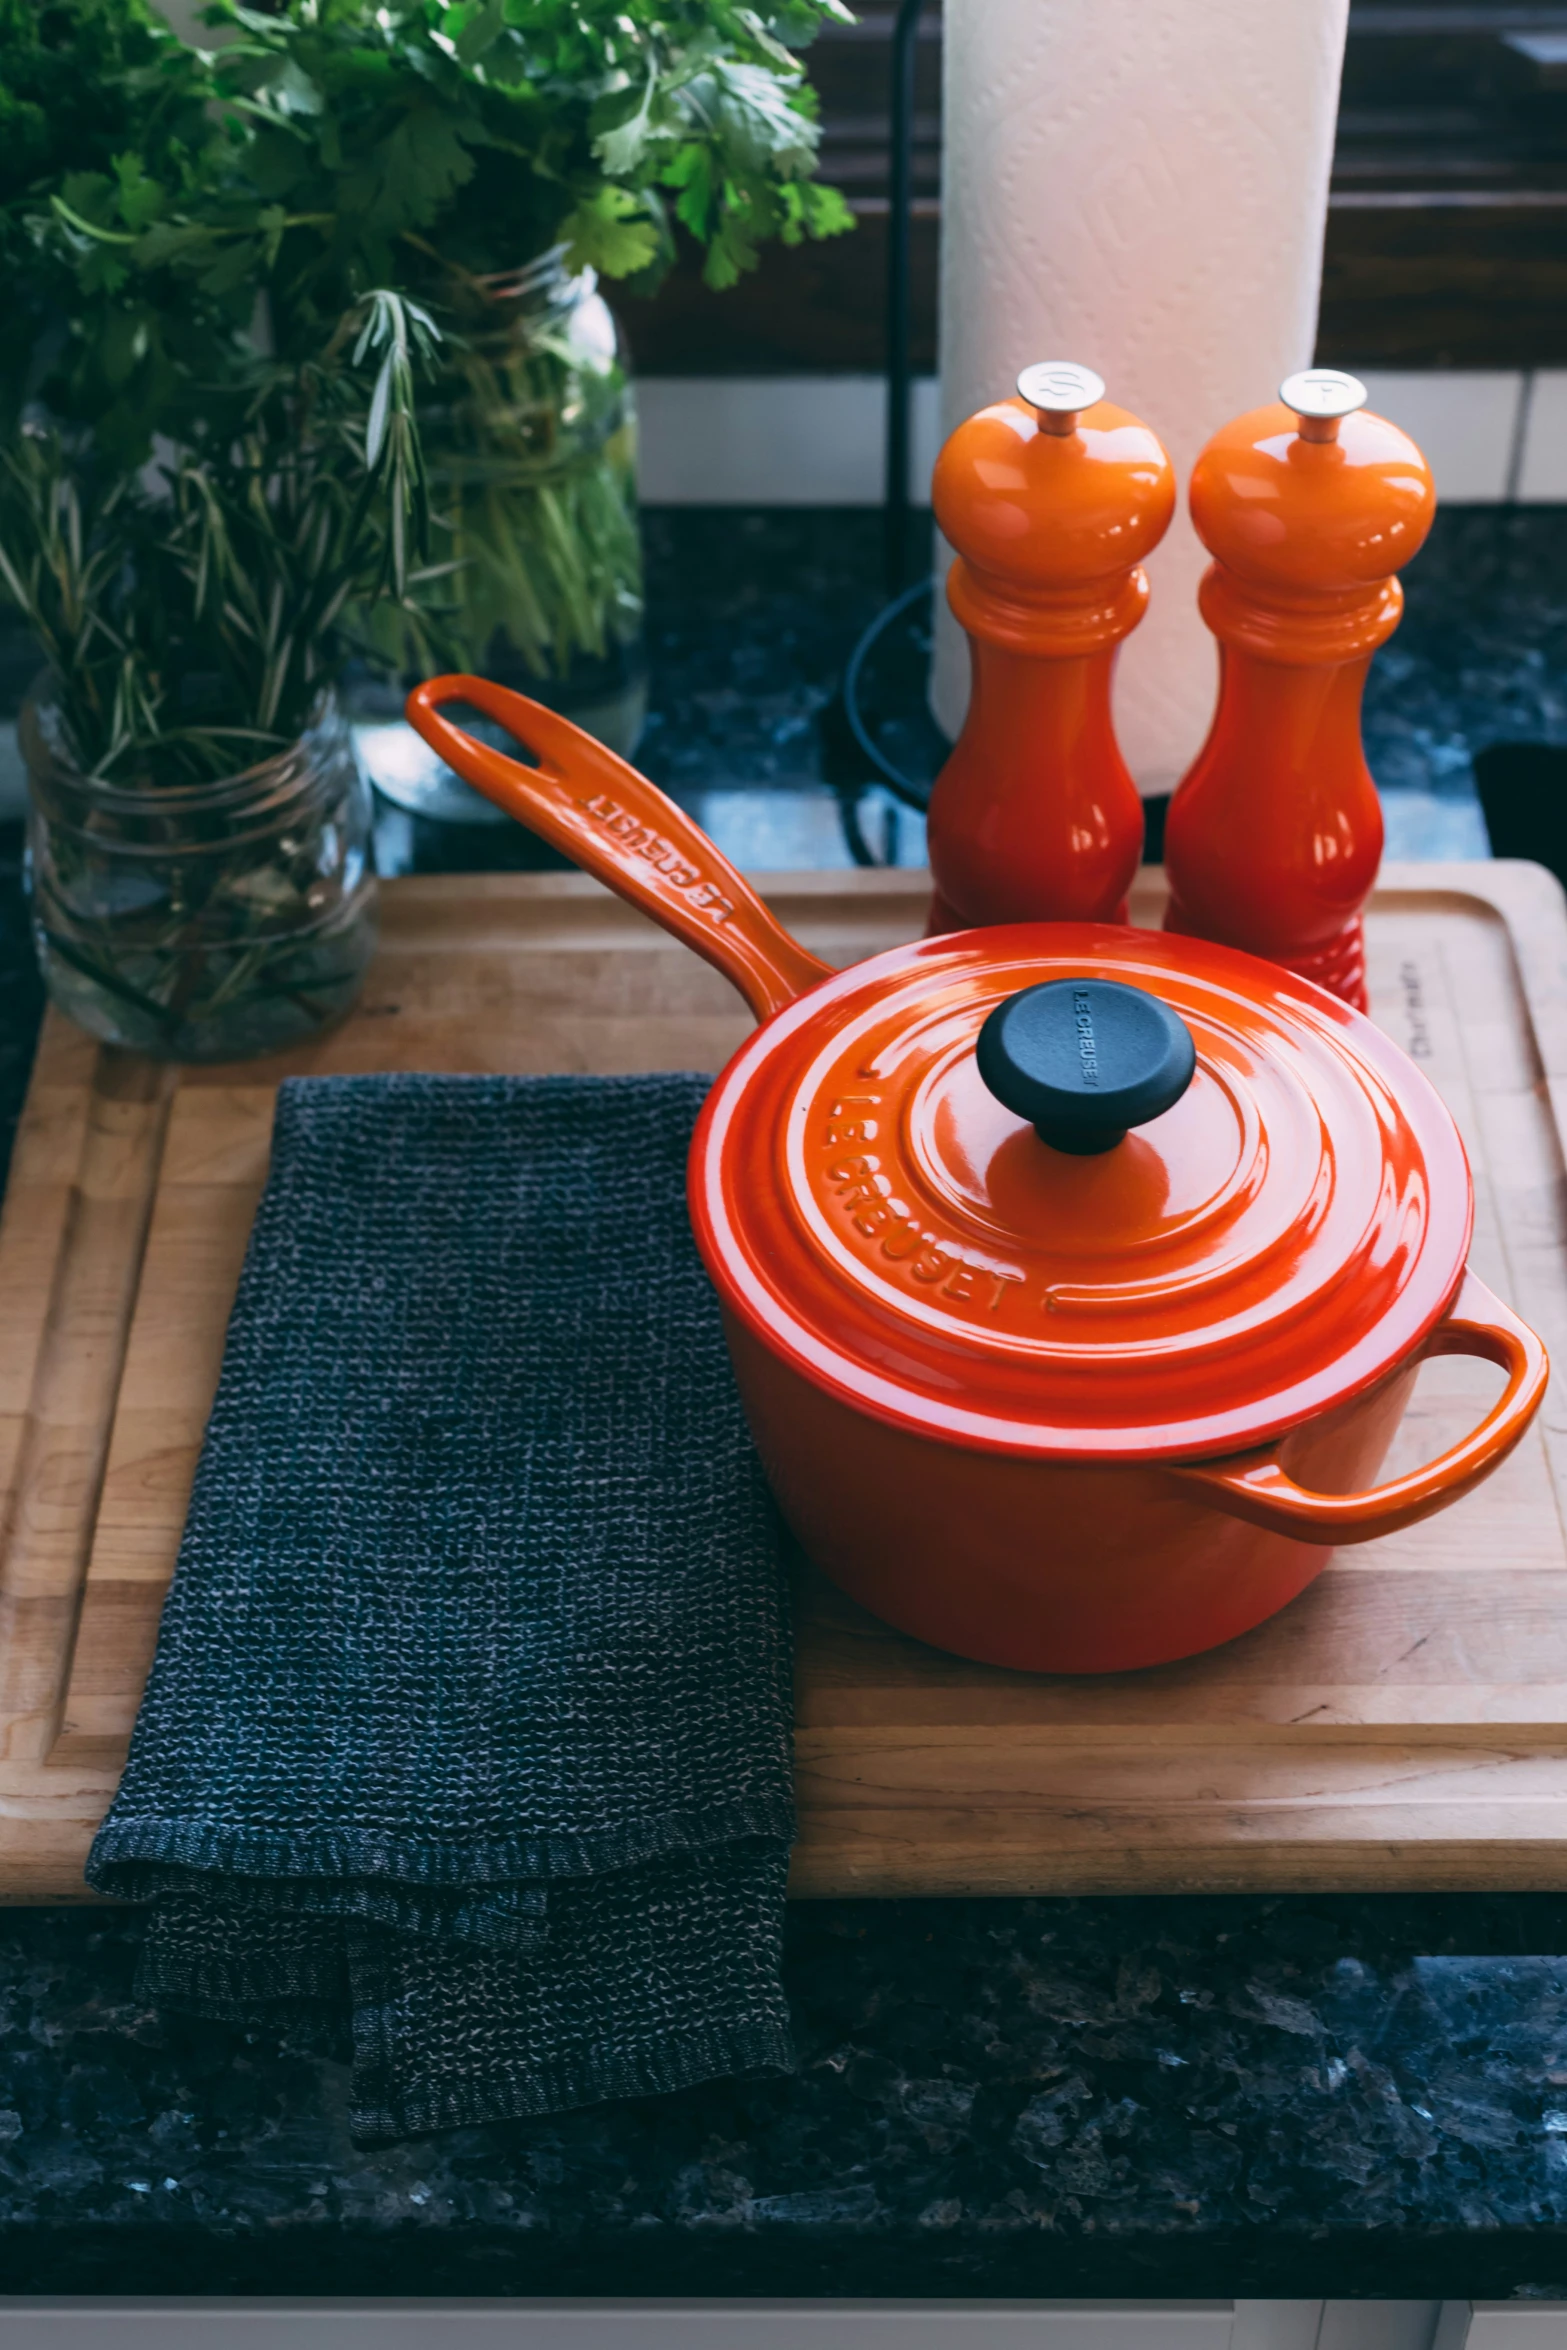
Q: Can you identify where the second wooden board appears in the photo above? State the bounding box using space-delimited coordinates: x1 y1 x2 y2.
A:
3 863 1567 1899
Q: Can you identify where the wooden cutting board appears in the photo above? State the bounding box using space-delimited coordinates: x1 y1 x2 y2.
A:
4 861 1567 1902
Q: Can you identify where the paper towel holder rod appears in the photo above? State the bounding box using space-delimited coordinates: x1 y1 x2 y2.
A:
883 0 933 596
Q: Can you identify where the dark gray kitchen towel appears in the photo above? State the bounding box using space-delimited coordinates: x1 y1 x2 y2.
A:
87 1072 795 2142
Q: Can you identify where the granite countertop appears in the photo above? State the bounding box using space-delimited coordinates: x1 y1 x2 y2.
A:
0 508 1566 2300
4 1894 1567 2299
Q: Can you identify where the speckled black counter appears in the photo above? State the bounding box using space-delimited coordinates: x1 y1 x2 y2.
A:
2 511 1567 2299
3 1897 1567 2296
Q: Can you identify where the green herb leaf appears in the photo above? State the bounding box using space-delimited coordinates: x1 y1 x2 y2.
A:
374 105 478 230
449 0 508 67
560 184 660 277
2 0 854 780
112 153 168 233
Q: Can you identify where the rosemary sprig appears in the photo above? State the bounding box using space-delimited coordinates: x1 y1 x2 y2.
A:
0 290 447 787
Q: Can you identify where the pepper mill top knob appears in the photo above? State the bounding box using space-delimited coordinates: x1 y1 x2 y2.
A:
932 363 1175 608
1188 381 1435 614
1279 367 1368 443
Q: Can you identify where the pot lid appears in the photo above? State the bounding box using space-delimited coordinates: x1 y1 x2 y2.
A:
689 925 1473 1460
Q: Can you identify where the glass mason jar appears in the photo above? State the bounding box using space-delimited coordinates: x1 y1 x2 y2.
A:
354 246 647 826
23 690 378 1062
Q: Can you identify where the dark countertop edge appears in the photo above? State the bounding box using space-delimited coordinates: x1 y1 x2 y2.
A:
0 2227 1562 2300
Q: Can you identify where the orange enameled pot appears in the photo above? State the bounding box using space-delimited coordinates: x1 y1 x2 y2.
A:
406 676 1549 1674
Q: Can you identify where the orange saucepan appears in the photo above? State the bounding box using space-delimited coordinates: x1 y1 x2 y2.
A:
406 676 1548 1675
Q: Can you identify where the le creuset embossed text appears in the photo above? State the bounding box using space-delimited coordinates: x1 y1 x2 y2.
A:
405 675 1547 1674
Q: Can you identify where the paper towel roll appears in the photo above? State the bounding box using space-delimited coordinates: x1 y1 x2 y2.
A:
931 0 1350 795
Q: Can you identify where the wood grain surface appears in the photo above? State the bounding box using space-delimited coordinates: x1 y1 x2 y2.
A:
3 862 1567 1901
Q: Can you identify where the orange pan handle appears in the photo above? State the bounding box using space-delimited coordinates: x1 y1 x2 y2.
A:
405 675 833 1022
1170 1269 1549 1544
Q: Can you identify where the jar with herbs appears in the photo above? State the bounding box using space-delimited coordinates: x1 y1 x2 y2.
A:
23 690 378 1063
355 249 645 825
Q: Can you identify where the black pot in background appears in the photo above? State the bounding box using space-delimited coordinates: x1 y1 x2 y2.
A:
1472 742 1567 884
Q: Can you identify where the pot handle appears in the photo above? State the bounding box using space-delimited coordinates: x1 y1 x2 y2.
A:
405 675 833 1021
1170 1269 1548 1544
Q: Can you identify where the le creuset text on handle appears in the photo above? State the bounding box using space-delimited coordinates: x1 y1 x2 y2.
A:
405 676 832 1022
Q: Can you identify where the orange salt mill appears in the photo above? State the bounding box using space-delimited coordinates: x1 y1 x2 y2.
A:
926 361 1176 935
1163 369 1437 1012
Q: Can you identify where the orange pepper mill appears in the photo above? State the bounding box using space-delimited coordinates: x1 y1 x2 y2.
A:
926 362 1176 935
1163 369 1437 1012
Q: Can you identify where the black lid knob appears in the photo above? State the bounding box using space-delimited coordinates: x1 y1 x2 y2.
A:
976 978 1197 1155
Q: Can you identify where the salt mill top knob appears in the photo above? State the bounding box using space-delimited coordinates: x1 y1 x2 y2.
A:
1015 360 1108 438
926 365 1175 934
933 363 1173 615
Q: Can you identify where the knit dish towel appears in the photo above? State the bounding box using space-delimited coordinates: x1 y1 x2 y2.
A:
88 1073 795 2143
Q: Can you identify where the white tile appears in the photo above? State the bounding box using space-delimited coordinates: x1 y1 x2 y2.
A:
1467 2313 1567 2348
1358 371 1523 503
637 376 937 507
1317 2302 1442 2350
1234 2305 1323 2350
911 374 942 500
1517 371 1567 501
0 2302 1239 2347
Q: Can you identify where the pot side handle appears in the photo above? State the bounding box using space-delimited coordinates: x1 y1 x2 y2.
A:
405 676 833 1022
1170 1269 1548 1544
